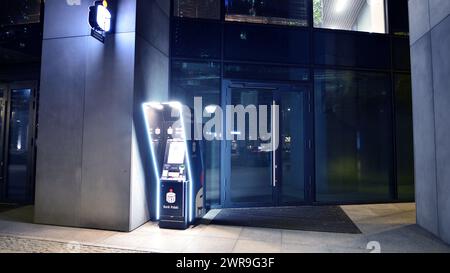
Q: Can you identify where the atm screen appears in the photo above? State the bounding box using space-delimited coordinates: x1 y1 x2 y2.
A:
167 141 186 164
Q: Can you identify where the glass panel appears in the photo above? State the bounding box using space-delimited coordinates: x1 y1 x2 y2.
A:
225 24 310 64
224 63 309 82
313 0 387 33
314 30 390 69
225 0 309 27
388 0 409 36
0 92 4 192
173 0 221 20
172 19 221 59
314 70 393 202
0 0 41 25
229 88 273 204
280 91 305 203
394 74 414 201
171 61 221 206
7 88 32 202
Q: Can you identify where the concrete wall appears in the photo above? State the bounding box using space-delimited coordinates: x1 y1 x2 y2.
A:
35 0 169 231
130 0 170 229
409 0 450 244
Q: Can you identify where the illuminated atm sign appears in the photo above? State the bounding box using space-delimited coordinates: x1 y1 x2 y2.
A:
89 0 112 43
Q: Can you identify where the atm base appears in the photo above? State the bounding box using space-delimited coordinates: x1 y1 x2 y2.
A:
159 220 189 230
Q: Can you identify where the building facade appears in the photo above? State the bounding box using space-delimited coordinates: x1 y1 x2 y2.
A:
170 0 414 210
1 0 417 232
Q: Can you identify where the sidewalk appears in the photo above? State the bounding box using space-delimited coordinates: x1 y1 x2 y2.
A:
0 203 449 253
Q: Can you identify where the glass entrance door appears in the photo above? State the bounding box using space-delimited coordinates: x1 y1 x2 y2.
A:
222 81 312 207
227 86 275 206
0 82 37 204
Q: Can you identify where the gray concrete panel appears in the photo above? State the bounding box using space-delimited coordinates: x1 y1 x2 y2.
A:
428 0 450 28
115 0 137 33
431 16 450 244
34 37 87 227
43 0 92 39
136 0 170 56
155 0 171 16
409 0 430 45
410 33 439 236
134 36 169 103
80 32 136 231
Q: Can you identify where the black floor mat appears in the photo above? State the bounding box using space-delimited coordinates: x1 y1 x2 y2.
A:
0 204 19 213
210 206 361 234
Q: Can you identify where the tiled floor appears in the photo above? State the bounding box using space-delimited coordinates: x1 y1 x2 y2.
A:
0 203 449 253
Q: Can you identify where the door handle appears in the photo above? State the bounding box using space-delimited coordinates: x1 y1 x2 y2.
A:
272 99 277 188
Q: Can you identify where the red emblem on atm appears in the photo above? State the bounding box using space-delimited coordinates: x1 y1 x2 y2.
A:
166 188 176 204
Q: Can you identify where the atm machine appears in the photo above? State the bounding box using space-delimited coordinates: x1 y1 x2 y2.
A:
143 102 205 230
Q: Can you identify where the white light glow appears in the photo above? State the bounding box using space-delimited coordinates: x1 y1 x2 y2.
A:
335 0 349 13
96 4 111 32
143 101 195 223
149 102 164 110
177 107 194 223
142 103 162 220
168 101 182 109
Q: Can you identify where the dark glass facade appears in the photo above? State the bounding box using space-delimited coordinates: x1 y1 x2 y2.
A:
169 0 413 208
314 70 393 202
1 0 42 204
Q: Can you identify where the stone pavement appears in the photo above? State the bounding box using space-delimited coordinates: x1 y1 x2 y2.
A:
0 235 147 253
0 203 449 253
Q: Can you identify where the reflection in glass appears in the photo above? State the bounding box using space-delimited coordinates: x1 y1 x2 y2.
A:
224 24 310 64
172 19 221 59
387 0 409 36
313 0 386 33
224 63 309 82
7 89 32 202
173 0 221 20
229 88 273 204
0 0 41 26
225 0 309 27
171 61 222 206
394 74 414 200
281 91 305 203
315 70 393 202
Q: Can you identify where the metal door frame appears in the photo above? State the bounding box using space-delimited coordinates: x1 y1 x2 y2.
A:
0 84 7 201
221 79 314 208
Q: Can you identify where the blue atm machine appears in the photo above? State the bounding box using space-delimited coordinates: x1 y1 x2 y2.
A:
143 102 205 230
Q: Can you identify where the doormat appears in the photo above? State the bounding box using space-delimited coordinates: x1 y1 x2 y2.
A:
210 206 361 234
0 204 19 214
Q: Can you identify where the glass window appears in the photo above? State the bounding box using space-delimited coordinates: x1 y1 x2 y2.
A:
173 0 221 20
7 89 33 202
313 0 387 34
387 0 409 36
0 0 41 26
394 74 414 201
224 24 310 64
224 63 309 82
225 0 309 27
314 30 390 69
315 69 393 202
172 19 221 59
170 61 222 207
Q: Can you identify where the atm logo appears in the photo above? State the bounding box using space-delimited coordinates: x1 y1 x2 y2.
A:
166 190 176 204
